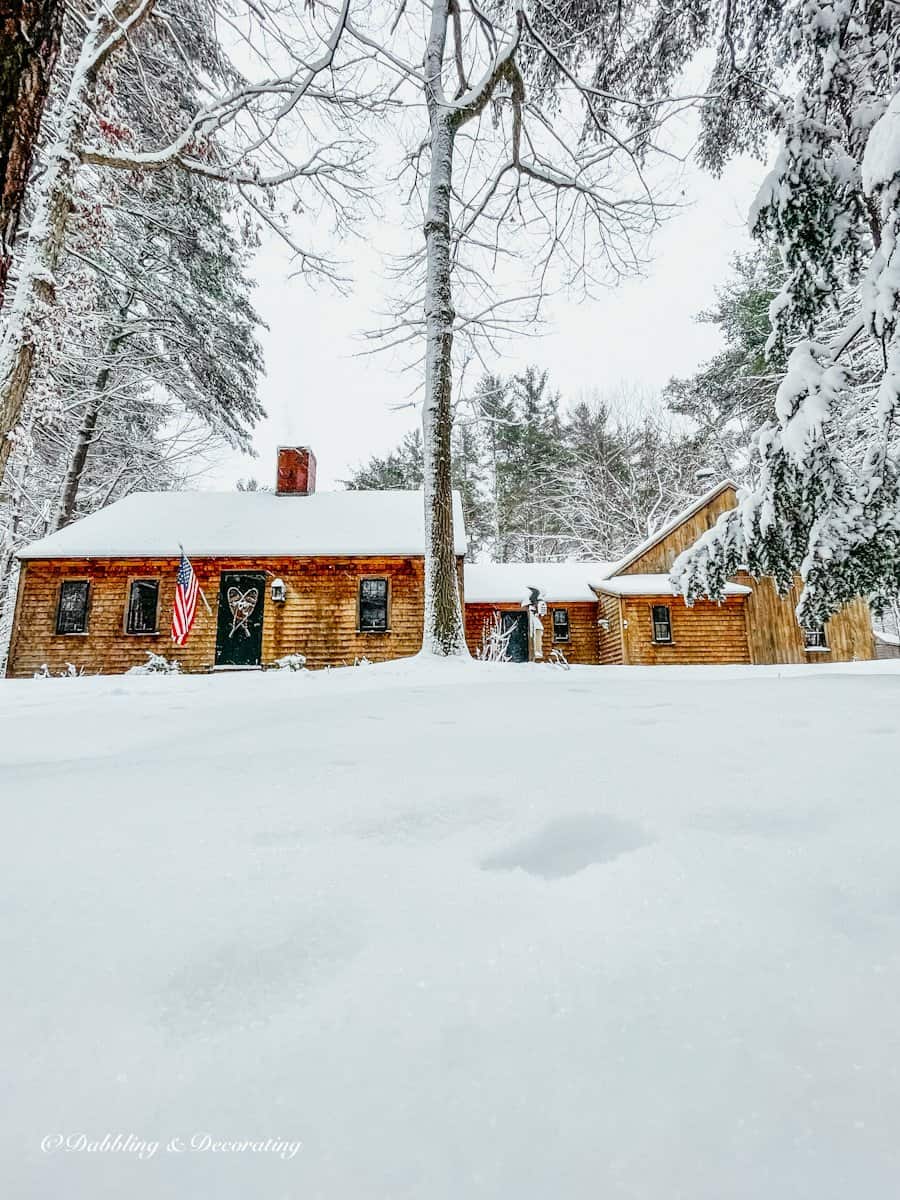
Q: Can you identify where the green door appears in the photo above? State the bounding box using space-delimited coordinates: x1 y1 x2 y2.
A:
500 611 529 662
215 572 265 667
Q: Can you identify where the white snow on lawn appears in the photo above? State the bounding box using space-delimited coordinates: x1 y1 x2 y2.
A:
3 659 900 1199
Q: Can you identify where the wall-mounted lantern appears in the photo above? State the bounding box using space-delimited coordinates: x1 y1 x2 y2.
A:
270 577 287 604
598 617 610 632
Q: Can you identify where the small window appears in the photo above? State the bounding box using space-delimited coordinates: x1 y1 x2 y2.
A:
359 577 389 632
552 608 570 642
56 580 90 634
651 604 672 644
803 626 829 650
126 579 160 634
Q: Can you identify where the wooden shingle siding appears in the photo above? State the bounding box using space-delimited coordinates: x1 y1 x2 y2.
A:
597 592 624 665
464 601 600 663
618 595 751 665
619 487 740 575
7 556 466 677
620 485 874 664
736 573 875 664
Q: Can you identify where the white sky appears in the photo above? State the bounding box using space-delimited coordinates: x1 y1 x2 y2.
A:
209 152 765 492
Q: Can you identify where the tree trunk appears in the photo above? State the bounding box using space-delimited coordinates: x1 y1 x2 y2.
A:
0 0 63 307
0 24 98 487
53 388 102 532
421 7 466 657
52 312 130 530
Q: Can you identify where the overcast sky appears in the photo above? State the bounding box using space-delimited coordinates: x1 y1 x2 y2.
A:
209 151 765 492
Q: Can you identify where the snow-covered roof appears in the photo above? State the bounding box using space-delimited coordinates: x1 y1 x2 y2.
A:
596 574 751 598
17 489 468 559
608 480 738 578
464 561 616 604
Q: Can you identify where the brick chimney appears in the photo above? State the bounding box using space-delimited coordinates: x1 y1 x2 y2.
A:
276 446 317 496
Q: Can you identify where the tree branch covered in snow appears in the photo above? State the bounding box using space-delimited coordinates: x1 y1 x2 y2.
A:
0 0 372 483
673 0 900 624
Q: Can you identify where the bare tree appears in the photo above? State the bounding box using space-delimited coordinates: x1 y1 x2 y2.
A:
0 0 63 305
556 405 714 561
347 2 719 654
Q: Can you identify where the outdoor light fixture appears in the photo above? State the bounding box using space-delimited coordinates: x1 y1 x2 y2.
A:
598 618 610 632
270 578 286 603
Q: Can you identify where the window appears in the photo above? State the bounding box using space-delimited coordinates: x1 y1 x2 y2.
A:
803 626 829 650
56 580 90 634
359 577 389 632
552 608 570 642
126 579 160 634
651 604 672 644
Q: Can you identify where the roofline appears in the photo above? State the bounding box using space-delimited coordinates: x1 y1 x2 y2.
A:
592 583 681 598
592 581 751 599
13 487 469 560
16 550 467 562
605 479 739 579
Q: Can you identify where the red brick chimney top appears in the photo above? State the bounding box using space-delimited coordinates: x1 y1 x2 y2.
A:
276 446 317 496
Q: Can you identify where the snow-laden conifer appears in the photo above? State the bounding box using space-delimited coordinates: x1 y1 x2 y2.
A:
673 0 900 622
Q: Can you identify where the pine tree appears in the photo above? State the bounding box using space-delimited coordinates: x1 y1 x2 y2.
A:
674 0 900 622
664 250 784 469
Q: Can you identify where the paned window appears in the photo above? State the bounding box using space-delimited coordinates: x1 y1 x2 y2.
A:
552 608 570 642
56 580 90 634
651 604 672 644
126 579 160 634
359 578 388 631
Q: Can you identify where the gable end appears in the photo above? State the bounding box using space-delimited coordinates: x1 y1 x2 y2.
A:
611 481 738 577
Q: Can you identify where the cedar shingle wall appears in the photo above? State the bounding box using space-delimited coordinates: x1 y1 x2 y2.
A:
7 555 466 677
464 601 599 663
615 594 750 665
597 592 624 664
736 572 875 664
620 487 874 663
620 487 738 575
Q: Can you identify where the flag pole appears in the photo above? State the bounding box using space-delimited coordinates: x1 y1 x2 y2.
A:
180 544 213 615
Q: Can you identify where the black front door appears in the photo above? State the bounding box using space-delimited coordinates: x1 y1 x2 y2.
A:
501 611 529 663
215 572 265 667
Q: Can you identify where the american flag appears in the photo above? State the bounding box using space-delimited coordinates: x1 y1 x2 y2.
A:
171 551 199 646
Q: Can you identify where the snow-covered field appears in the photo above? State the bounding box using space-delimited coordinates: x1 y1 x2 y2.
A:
3 659 900 1198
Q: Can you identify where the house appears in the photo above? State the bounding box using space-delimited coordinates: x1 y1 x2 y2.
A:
6 447 467 677
463 481 875 665
464 560 615 663
5 460 874 677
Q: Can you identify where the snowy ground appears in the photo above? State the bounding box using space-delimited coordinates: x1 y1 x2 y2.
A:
3 659 900 1199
